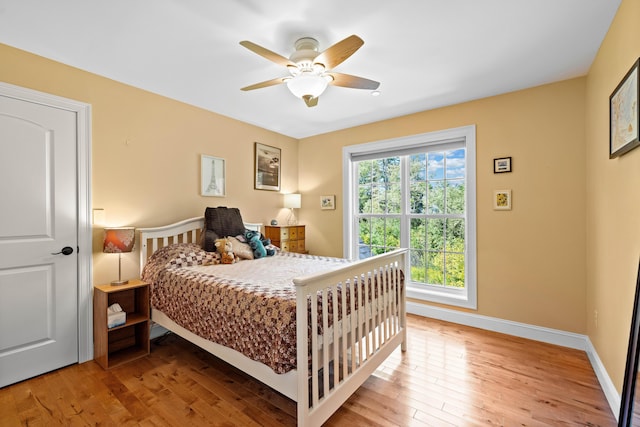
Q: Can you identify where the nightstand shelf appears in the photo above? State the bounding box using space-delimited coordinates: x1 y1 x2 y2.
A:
93 279 150 369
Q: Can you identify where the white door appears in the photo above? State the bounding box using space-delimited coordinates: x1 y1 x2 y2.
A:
0 94 78 387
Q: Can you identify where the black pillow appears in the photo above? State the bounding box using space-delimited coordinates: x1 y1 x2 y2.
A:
203 207 246 251
202 229 219 252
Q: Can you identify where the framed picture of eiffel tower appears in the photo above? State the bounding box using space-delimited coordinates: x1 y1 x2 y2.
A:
201 154 225 197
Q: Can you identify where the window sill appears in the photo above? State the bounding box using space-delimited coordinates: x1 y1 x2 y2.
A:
406 284 477 310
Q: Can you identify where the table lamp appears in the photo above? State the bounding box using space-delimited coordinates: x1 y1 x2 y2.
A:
284 193 301 225
103 227 135 285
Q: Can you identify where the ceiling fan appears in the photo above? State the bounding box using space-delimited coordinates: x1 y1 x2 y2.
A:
240 35 380 107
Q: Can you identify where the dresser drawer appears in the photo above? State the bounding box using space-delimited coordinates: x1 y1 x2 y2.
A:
265 225 307 254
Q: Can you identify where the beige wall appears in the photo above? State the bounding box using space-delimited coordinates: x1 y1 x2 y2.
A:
300 78 587 334
0 43 298 285
585 0 640 393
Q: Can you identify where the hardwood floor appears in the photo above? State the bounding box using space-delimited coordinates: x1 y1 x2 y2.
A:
0 314 616 426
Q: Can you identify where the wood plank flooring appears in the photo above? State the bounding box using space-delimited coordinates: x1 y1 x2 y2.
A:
0 314 616 426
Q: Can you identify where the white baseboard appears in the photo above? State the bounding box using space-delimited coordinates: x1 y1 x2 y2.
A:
407 302 620 421
584 337 620 421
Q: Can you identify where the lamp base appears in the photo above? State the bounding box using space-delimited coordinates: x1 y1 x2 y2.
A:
286 208 298 225
110 279 129 286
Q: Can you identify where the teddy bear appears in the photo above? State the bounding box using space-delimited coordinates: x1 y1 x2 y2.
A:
214 237 236 264
244 229 275 258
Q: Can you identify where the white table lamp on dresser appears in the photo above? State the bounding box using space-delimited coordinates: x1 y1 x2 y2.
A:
284 193 301 225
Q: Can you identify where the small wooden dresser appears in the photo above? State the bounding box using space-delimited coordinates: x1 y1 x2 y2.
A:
264 225 307 254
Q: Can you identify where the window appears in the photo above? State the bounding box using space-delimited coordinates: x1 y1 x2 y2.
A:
342 126 477 309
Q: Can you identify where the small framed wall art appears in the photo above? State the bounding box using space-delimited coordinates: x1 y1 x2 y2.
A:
610 58 639 158
493 157 512 173
201 154 225 197
255 143 281 191
321 195 336 210
493 190 511 211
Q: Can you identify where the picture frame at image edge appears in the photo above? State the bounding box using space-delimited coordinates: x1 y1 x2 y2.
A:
610 58 640 159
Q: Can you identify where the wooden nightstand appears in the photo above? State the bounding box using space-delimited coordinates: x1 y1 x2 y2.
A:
265 225 308 254
93 279 150 369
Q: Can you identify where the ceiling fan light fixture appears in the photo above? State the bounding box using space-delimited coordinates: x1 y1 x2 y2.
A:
287 64 300 76
286 74 329 99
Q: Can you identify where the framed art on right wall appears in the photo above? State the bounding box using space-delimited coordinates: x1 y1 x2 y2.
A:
321 195 335 210
493 190 511 211
610 58 639 158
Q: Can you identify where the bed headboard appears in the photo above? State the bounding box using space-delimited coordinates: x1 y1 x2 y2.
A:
138 217 261 274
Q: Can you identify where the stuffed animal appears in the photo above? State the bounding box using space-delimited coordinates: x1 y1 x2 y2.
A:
214 237 236 264
244 230 275 258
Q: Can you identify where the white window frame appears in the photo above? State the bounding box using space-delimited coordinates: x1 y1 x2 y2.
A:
342 125 477 309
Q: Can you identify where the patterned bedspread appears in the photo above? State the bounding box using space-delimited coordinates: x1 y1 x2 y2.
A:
141 243 350 374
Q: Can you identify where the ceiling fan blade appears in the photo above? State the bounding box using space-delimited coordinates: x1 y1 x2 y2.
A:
240 40 297 68
303 95 318 107
328 72 380 90
240 77 287 91
313 35 364 70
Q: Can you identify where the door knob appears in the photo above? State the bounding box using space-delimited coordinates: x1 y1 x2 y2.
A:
52 246 74 255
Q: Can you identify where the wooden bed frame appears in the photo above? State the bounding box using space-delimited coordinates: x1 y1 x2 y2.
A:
139 217 407 427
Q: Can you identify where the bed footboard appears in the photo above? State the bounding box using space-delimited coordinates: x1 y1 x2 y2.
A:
294 248 407 427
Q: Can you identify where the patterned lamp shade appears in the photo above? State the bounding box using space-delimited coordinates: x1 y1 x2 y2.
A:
103 227 135 285
103 227 135 254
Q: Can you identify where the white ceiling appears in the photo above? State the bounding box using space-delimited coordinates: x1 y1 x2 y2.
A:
0 0 621 139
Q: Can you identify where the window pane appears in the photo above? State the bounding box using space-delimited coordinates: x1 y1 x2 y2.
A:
358 160 372 184
357 245 370 259
386 217 400 249
410 218 426 249
445 253 465 287
427 218 444 251
446 179 465 214
427 152 444 180
370 217 385 249
358 185 371 213
372 184 386 214
428 181 444 214
410 182 426 214
410 249 426 283
359 217 371 245
427 251 444 286
446 219 465 252
386 157 401 182
387 183 401 213
410 154 426 181
372 159 386 183
446 149 465 179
